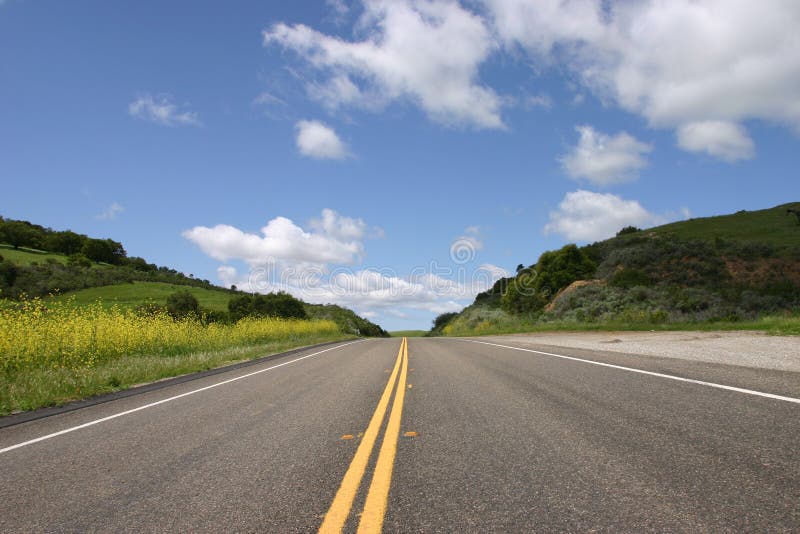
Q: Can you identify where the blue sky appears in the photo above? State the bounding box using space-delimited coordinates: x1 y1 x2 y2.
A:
2 0 799 330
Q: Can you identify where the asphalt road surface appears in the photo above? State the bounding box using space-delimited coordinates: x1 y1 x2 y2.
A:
1 336 799 532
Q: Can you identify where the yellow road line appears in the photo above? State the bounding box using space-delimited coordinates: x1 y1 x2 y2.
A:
318 338 406 534
357 336 409 534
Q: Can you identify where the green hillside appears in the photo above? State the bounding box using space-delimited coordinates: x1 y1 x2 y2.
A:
0 245 69 266
51 281 232 311
650 202 800 249
1 215 387 336
433 202 800 336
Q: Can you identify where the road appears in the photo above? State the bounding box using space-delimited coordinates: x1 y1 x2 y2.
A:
1 336 799 532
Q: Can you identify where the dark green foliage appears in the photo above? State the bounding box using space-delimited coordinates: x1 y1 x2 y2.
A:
609 268 653 288
228 294 254 322
501 270 548 314
534 244 597 294
0 259 18 295
0 220 42 249
473 277 511 308
304 303 389 337
502 245 596 314
228 292 308 321
428 312 459 335
81 238 126 264
166 291 200 319
616 226 641 236
45 231 86 255
67 253 92 268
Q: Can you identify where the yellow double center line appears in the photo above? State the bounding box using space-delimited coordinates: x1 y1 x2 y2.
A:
319 337 409 534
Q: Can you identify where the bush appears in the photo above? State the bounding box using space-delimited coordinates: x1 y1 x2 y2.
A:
228 292 308 321
166 290 200 319
609 268 652 288
616 226 641 236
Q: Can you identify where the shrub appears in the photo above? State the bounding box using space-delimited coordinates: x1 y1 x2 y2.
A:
166 290 200 319
616 226 641 236
228 292 308 321
609 268 652 288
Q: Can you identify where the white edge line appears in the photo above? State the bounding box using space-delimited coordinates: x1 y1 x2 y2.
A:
0 339 366 454
455 338 800 405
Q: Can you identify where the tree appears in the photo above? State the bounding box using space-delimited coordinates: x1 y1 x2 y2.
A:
228 294 254 322
81 238 126 264
45 231 86 255
228 292 308 321
617 226 642 236
253 292 308 320
501 245 596 315
0 221 41 249
533 244 596 296
430 312 458 333
166 291 199 319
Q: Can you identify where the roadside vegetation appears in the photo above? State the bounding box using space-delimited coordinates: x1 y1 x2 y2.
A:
431 203 800 337
0 296 351 415
0 216 388 415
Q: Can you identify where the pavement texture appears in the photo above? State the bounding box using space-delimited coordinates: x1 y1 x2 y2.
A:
1 334 798 532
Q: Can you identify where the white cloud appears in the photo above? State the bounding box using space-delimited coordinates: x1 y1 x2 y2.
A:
309 208 367 240
295 120 349 159
544 190 672 242
264 0 503 129
449 226 484 264
676 121 755 162
183 209 367 266
483 0 800 159
128 95 200 127
561 126 652 186
326 0 349 17
253 91 287 107
95 202 124 220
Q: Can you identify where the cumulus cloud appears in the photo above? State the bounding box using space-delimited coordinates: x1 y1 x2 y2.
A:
295 120 349 159
561 126 652 186
676 121 755 162
264 0 503 129
95 202 125 220
544 190 674 242
183 209 367 266
211 263 507 316
483 0 800 159
128 95 200 127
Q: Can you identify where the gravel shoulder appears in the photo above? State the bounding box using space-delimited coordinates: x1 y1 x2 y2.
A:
475 331 800 372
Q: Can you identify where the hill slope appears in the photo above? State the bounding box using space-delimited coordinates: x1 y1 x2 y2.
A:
1 216 387 336
650 202 800 248
434 202 800 336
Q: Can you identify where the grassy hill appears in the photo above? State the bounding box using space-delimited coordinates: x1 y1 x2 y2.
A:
650 202 800 249
0 245 69 266
434 202 800 336
51 281 232 311
1 215 387 336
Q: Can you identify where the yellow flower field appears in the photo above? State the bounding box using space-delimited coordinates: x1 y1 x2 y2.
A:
0 297 341 374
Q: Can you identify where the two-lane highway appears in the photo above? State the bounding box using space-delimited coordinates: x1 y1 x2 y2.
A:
1 336 799 532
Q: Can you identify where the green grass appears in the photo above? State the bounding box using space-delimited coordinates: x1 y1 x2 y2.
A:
441 314 800 337
649 202 800 248
389 330 427 337
0 244 68 265
50 281 233 311
0 333 354 415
